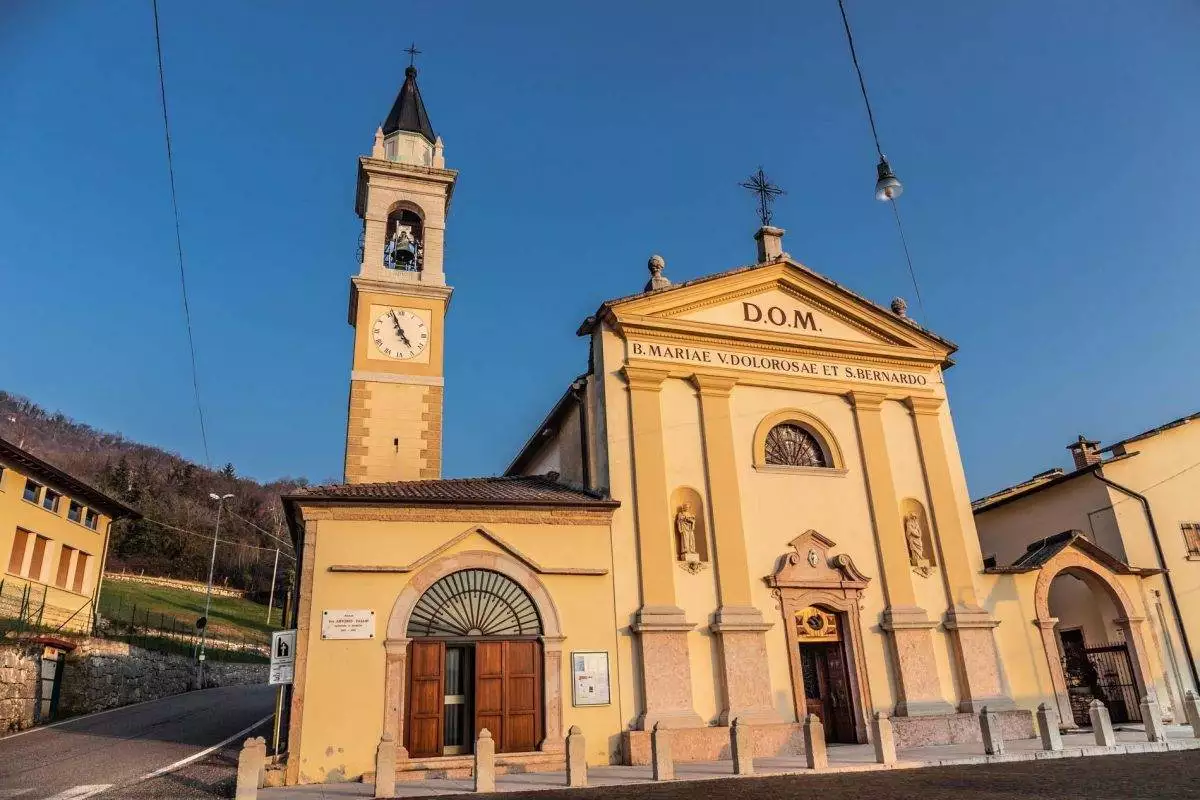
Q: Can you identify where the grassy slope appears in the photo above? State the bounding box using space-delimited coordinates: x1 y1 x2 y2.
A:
98 580 284 641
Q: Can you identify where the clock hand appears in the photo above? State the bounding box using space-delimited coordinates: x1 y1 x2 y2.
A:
390 311 413 347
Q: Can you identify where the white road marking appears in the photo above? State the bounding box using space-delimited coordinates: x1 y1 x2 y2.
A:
44 787 113 800
0 685 256 743
0 790 33 798
128 712 274 785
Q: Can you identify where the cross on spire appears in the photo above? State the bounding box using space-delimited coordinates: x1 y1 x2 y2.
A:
740 167 786 228
404 42 422 68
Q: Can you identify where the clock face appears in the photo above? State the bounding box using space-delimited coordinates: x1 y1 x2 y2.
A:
370 308 429 360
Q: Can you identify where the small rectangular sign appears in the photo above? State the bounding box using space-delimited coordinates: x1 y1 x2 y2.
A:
269 629 297 685
321 609 376 640
571 651 611 707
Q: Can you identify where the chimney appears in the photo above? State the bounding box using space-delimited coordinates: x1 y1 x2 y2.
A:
754 226 786 263
1067 434 1102 470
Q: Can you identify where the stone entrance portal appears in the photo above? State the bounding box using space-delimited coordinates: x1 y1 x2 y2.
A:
765 530 873 744
384 548 567 759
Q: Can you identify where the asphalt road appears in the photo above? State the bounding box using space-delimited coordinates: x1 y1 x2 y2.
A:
0 684 276 800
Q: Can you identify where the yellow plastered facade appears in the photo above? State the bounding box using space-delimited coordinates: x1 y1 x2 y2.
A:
0 454 117 632
975 417 1200 723
287 84 1194 784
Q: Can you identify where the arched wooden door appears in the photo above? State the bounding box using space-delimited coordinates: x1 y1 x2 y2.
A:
403 569 544 757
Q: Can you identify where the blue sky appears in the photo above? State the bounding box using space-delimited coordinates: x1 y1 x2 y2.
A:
1 1 1198 495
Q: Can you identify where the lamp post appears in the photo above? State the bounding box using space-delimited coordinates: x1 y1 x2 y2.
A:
198 492 234 687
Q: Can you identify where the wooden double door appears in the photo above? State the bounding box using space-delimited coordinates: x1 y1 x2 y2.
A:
406 639 542 758
799 642 855 743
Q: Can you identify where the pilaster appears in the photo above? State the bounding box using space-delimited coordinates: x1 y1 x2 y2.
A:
1036 618 1075 727
624 366 703 730
849 391 951 716
382 638 411 759
690 373 779 724
907 397 1012 711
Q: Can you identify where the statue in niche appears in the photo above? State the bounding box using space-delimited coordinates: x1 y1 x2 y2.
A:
675 503 698 561
674 502 707 573
904 511 933 577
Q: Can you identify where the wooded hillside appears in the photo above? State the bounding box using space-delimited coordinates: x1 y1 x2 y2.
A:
1 390 302 599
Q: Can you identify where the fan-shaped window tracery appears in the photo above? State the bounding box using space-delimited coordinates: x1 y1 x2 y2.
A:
764 423 829 468
406 569 542 638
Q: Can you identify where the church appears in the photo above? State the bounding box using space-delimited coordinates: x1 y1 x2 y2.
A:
279 64 1190 786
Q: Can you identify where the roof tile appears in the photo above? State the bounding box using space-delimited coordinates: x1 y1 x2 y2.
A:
286 474 616 508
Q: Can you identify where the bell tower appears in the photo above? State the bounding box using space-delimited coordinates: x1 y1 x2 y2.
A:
344 61 456 484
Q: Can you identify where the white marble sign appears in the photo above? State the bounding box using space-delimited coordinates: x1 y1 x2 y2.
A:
321 609 376 640
572 651 611 706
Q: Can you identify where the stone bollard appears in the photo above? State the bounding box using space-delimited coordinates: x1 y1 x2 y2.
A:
980 706 1005 756
566 725 587 788
1090 699 1117 747
871 711 897 765
803 714 827 770
1037 703 1063 752
1141 694 1167 743
235 736 267 800
651 723 674 781
375 733 396 799
1184 690 1200 737
731 717 754 775
474 728 496 793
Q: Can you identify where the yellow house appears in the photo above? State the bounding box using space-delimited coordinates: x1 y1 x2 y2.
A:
1 436 139 632
974 418 1200 728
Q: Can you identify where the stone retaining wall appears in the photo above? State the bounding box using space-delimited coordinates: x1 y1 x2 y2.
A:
104 571 247 599
58 639 266 715
0 644 40 733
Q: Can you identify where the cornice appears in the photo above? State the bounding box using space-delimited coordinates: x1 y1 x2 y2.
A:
358 156 458 184
352 275 454 302
608 261 948 356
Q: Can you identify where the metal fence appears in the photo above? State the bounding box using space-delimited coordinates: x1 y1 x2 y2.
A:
0 579 269 663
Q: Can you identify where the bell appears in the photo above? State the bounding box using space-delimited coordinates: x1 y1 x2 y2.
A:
874 155 903 201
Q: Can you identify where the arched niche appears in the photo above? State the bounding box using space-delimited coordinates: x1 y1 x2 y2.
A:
752 409 846 473
900 497 937 577
669 486 709 571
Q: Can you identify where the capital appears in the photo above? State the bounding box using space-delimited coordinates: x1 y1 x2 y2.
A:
847 390 887 412
905 396 945 416
623 365 670 392
689 373 737 397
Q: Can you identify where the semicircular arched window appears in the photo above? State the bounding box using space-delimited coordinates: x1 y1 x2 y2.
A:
764 423 829 468
406 569 543 638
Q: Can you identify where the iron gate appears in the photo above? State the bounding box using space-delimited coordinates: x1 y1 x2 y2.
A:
1062 641 1141 726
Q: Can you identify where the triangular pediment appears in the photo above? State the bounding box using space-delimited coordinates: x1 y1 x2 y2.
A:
604 260 954 361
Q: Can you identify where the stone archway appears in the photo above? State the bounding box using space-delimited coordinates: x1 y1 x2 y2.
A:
1031 542 1154 729
381 549 566 756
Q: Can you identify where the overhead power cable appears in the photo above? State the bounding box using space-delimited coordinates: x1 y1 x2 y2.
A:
836 0 927 322
151 0 212 467
142 516 297 560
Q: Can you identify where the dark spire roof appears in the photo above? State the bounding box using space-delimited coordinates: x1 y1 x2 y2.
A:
381 66 436 143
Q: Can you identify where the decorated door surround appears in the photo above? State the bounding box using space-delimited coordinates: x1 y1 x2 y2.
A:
764 530 873 743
